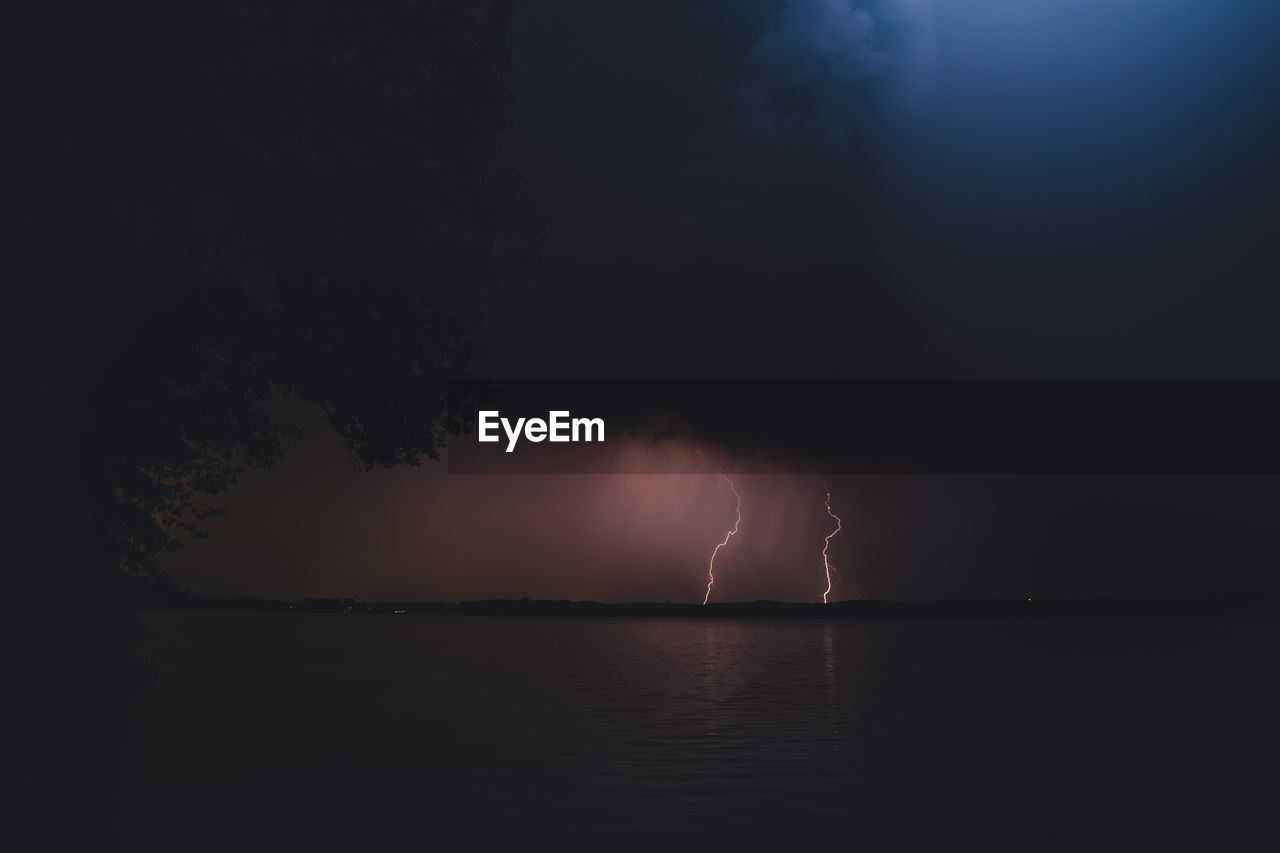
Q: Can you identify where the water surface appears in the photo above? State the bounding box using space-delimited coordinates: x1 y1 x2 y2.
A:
121 614 1275 849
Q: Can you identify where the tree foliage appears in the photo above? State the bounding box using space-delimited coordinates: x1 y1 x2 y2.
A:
28 1 539 583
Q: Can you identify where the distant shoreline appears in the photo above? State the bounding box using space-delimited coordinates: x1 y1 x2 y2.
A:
134 588 1277 621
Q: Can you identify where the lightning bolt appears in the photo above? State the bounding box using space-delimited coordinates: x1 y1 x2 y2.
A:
821 483 842 604
703 473 742 605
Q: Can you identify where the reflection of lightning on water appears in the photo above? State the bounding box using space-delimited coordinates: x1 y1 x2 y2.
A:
703 474 742 605
821 483 843 604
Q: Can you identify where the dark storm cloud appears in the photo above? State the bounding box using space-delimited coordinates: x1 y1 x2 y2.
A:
153 1 1280 602
487 0 1280 379
484 1 927 381
722 0 920 155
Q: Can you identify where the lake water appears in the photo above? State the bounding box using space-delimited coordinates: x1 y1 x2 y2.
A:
120 613 1275 850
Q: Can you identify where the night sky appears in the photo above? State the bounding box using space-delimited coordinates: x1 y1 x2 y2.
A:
157 0 1280 603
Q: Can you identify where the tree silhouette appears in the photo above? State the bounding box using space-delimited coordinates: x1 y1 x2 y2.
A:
25 1 540 653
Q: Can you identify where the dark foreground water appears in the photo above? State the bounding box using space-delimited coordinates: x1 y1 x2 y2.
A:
120 614 1276 850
